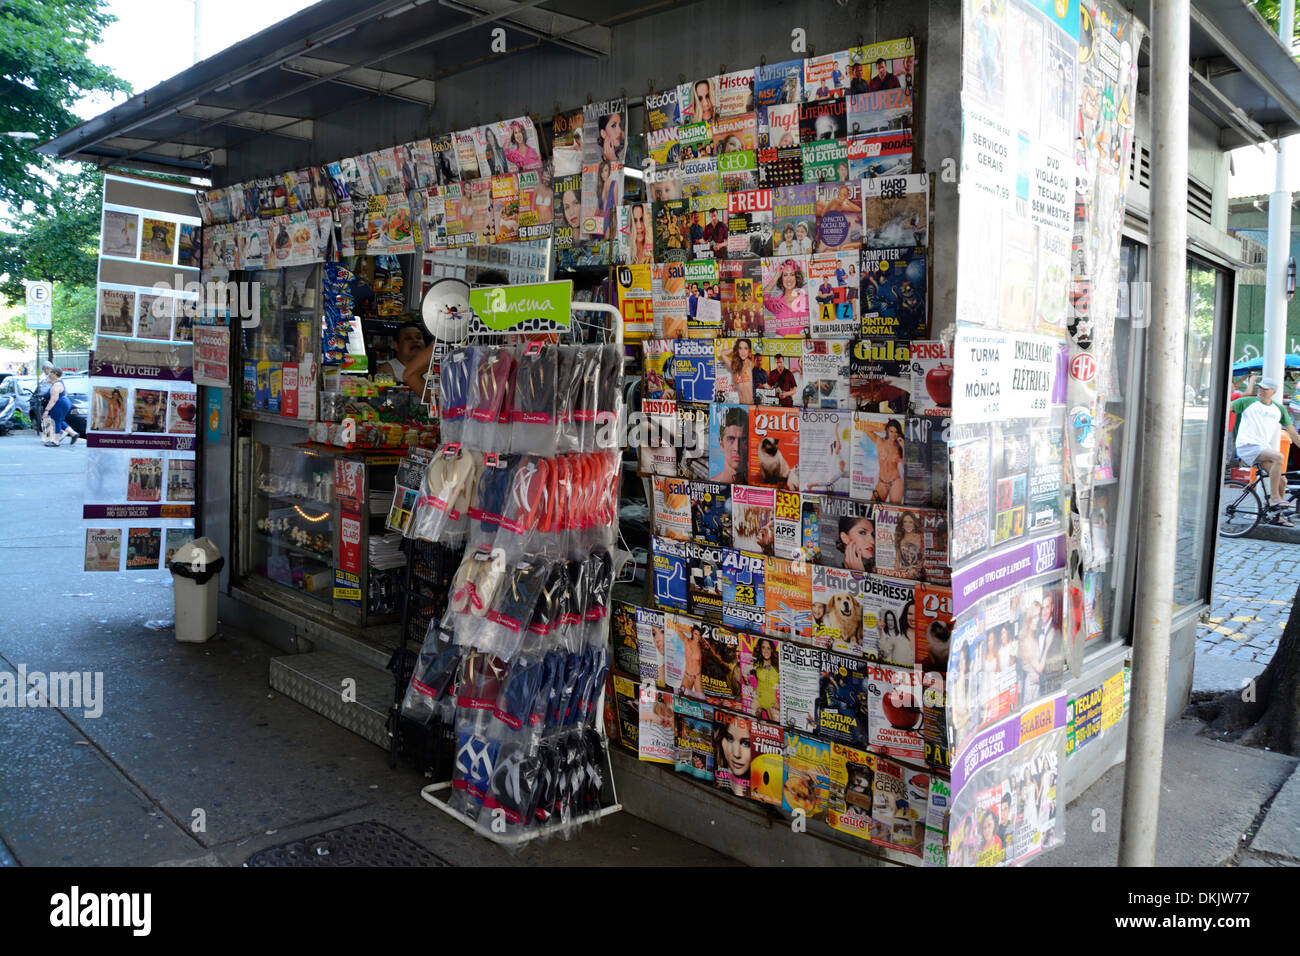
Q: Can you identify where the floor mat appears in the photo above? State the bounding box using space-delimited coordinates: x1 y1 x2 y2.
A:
245 821 450 867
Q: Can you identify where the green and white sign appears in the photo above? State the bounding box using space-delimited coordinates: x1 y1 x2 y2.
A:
470 280 572 331
25 280 53 330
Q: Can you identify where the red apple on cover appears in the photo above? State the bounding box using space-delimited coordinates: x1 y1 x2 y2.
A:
882 684 922 729
925 364 953 407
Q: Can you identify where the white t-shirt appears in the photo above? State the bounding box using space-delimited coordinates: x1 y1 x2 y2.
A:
1237 399 1285 450
385 358 406 382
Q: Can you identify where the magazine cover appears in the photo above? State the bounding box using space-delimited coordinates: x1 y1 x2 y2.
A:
709 403 750 484
905 414 950 511
950 434 991 563
850 338 911 414
653 200 691 263
714 710 753 798
779 644 821 735
690 480 732 547
871 756 928 855
712 112 758 155
799 97 847 143
617 263 654 339
713 338 760 404
806 253 858 337
636 605 668 686
739 632 781 721
811 564 868 652
612 602 640 675
676 121 713 162
611 673 640 754
640 397 679 476
731 485 775 555
98 289 135 337
721 547 766 632
810 495 876 571
132 389 167 433
652 476 692 540
801 139 849 184
865 661 925 760
908 340 953 417
754 58 803 108
642 339 676 400
764 554 812 640
639 687 675 764
672 337 715 403
748 407 800 490
125 527 162 570
827 742 876 841
652 535 688 612
652 263 689 339
665 612 708 695
684 194 725 259
923 774 951 866
848 131 913 178
84 528 122 572
760 256 810 337
163 529 193 566
755 339 801 407
91 386 130 432
771 184 816 256
855 36 916 92
759 103 800 149
851 412 906 503
798 409 852 497
847 88 913 137
873 505 941 583
646 86 683 132
803 50 851 100
127 457 163 502
140 218 176 264
725 188 773 259
517 169 552 241
817 651 869 746
719 259 765 336
716 68 756 117
134 294 172 341
552 108 584 177
647 162 683 202
801 339 852 409
166 459 196 501
684 258 722 334
993 425 1031 546
167 391 198 434
757 146 803 187
815 180 864 254
1028 422 1064 534
750 720 785 805
701 625 741 704
646 125 681 167
677 402 711 480
718 148 759 192
782 733 831 819
863 172 929 252
861 249 927 339
673 695 714 780
773 489 805 561
860 573 916 666
686 539 724 623
102 210 139 257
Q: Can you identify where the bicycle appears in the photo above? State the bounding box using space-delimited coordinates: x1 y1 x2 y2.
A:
1219 460 1300 537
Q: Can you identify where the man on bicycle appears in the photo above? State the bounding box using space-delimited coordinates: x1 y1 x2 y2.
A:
1231 377 1300 526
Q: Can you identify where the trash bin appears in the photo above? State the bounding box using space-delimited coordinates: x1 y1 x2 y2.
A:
169 537 224 643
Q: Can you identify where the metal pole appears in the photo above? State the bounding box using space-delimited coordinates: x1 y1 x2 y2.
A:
1118 0 1189 867
1263 0 1294 392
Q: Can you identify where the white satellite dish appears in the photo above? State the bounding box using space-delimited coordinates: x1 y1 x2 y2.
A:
420 277 472 341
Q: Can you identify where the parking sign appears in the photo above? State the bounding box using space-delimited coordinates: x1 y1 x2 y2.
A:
25 280 53 330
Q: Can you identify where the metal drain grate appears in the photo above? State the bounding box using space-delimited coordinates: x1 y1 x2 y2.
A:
246 821 450 867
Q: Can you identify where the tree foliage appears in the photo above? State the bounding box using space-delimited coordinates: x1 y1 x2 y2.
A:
0 0 128 211
0 165 102 303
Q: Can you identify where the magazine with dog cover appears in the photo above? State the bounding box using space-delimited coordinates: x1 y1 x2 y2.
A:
865 661 925 760
689 480 732 548
764 554 812 640
800 409 853 497
672 337 715 404
652 476 692 541
904 414 950 510
801 339 852 410
701 624 742 705
676 401 711 480
673 694 714 780
737 632 781 721
861 248 927 339
686 539 725 623
652 535 688 613
817 651 870 746
827 742 876 841
811 564 868 652
731 485 775 555
860 573 916 666
782 732 832 819
636 605 668 687
851 412 907 504
748 407 800 490
870 756 928 856
639 686 675 764
779 644 822 735
713 708 752 798
720 547 766 632
806 494 875 571
755 338 802 407
749 720 785 805
850 338 911 414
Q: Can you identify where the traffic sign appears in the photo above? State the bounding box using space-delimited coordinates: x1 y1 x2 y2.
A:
25 280 52 330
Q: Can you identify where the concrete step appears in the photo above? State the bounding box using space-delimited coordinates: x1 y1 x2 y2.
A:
269 651 395 751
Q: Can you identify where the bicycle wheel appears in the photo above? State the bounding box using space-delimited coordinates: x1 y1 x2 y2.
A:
1219 479 1263 538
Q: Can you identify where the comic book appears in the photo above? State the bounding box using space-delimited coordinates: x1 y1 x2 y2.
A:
815 180 864 254
701 625 741 705
719 262 765 337
801 139 848 185
651 535 688 612
863 172 929 252
771 184 817 257
714 709 752 798
642 339 676 401
760 256 810 337
673 695 714 780
640 397 679 477
850 338 911 414
636 605 668 687
651 263 689 339
653 200 691 263
860 573 916 666
611 602 640 675
848 131 913 178
811 565 868 652
773 489 804 562
905 414 950 511
803 50 852 101
652 476 692 541
677 122 714 160
689 481 732 548
923 774 951 866
782 733 832 819
718 149 760 193
720 546 765 633
826 742 875 841
807 495 874 571
725 188 773 259
681 157 720 200
730 485 775 556
851 412 906 503
647 162 683 202
716 69 755 117
750 721 785 805
871 756 928 855
755 339 802 407
847 88 913 137
708 402 750 485
779 644 822 736
757 146 803 188
807 252 860 337
908 340 953 417
672 337 715 403
865 661 925 760
754 58 803 109
646 87 684 132
748 407 800 490
639 687 675 764
738 632 781 721
861 248 927 339
800 97 848 144
801 339 852 410
684 259 722 335
799 409 853 497
764 554 812 640
677 402 710 481
817 651 869 746
611 673 640 754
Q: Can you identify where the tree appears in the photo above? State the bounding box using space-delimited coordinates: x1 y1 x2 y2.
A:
0 166 102 301
0 0 128 211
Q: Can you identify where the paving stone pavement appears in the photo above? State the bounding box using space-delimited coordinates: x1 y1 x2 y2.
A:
1198 537 1300 664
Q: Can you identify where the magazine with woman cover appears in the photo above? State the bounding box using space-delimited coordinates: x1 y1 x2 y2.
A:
863 172 929 252
750 720 785 805
720 547 765 632
807 495 875 572
808 252 860 337
873 505 940 583
754 339 801 407
99 289 136 337
811 564 868 652
676 402 710 480
125 527 162 570
760 256 810 337
860 573 916 666
781 733 831 818
865 661 924 760
102 210 139 257
673 695 714 780
748 407 800 490
801 339 851 409
738 632 781 721
799 409 852 496
652 476 692 540
701 625 741 704
730 485 774 555
652 535 688 613
827 742 876 841
764 554 812 640
639 687 675 764
714 709 752 798
771 184 816 256
851 412 907 503
686 539 724 623
91 386 130 432
85 528 122 572
517 169 552 241
904 414 950 510
665 612 709 696
636 605 668 687
132 389 167 433
870 756 928 856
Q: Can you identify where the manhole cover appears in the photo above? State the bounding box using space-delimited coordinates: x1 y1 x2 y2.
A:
246 821 449 867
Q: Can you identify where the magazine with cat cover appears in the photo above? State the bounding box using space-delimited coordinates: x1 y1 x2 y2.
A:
748 407 800 490
720 547 766 632
801 339 852 410
811 564 868 653
799 409 853 497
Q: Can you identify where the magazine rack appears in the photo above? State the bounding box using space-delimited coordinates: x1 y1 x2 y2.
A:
413 298 628 847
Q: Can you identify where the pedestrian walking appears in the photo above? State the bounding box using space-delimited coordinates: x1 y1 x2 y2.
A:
41 365 80 447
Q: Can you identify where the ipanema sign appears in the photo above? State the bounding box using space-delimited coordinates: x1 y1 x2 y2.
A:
470 280 572 331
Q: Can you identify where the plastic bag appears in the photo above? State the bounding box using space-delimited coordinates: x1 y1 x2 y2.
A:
510 342 559 457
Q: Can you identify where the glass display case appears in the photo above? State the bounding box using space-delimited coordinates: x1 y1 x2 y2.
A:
251 441 336 604
241 263 321 416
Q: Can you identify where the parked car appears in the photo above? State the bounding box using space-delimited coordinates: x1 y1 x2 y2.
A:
29 375 88 436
